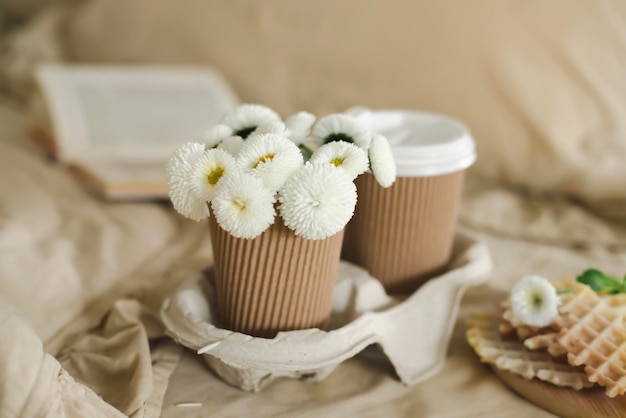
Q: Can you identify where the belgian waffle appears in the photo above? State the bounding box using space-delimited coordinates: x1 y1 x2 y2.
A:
555 288 626 398
521 286 594 357
466 312 593 390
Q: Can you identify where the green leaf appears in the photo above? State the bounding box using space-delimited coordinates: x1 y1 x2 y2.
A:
577 269 610 291
576 269 625 294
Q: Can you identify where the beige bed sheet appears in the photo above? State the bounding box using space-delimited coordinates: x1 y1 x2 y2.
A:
0 104 211 417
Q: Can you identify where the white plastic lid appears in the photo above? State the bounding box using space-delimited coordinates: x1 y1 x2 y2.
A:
352 109 476 177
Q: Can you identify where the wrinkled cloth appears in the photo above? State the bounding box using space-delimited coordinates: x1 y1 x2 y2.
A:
0 294 182 418
58 300 182 418
461 178 626 249
0 104 211 416
0 296 125 418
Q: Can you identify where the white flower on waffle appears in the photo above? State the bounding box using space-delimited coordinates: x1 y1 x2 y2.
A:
166 142 209 221
310 113 371 149
191 148 237 202
279 163 357 240
368 133 396 188
211 171 276 239
237 133 304 191
511 275 561 327
309 141 368 180
220 104 281 139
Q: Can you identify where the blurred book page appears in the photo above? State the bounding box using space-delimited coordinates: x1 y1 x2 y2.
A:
33 64 239 199
35 64 239 162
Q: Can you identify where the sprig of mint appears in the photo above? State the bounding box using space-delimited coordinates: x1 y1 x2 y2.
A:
576 269 626 294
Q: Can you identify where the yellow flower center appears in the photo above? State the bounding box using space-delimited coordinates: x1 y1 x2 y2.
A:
253 153 275 168
233 198 247 212
207 167 225 186
531 291 543 308
330 157 345 167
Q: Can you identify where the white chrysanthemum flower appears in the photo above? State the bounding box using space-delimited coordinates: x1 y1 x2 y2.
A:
211 171 276 239
309 141 368 181
237 133 304 191
368 133 396 188
310 113 372 149
166 142 208 221
279 163 357 240
197 124 233 149
191 148 237 202
220 104 281 139
251 121 288 136
511 275 561 327
217 135 244 156
285 111 315 144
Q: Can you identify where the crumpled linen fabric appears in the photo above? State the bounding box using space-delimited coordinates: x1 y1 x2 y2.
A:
461 178 626 249
57 300 183 418
0 103 211 416
0 294 183 418
0 296 126 418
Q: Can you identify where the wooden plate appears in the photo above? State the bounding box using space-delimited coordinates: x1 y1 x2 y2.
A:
492 367 626 418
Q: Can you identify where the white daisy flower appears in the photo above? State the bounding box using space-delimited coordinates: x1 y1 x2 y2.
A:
511 275 561 327
309 141 368 181
237 133 304 191
279 163 357 240
166 142 208 221
217 135 244 156
191 148 237 202
220 104 281 139
285 111 315 144
368 133 396 188
251 121 289 136
197 124 234 149
211 171 276 239
310 113 372 149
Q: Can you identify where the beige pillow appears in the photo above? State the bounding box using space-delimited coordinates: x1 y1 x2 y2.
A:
66 0 626 202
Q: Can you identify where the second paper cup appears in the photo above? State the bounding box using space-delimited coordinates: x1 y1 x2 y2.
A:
342 110 476 294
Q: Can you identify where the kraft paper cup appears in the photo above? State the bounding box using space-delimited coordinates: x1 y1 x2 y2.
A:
208 214 344 338
342 109 476 294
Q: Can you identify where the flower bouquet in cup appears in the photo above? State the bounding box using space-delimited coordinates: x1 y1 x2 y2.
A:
166 104 396 338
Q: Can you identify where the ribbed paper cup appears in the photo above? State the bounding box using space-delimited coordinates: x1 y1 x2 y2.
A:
342 171 465 294
342 109 475 294
208 215 344 338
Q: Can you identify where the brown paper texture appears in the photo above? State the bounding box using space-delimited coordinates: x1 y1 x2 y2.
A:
343 171 465 293
208 215 344 338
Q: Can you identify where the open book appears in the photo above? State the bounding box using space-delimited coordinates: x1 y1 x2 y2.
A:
31 64 239 199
